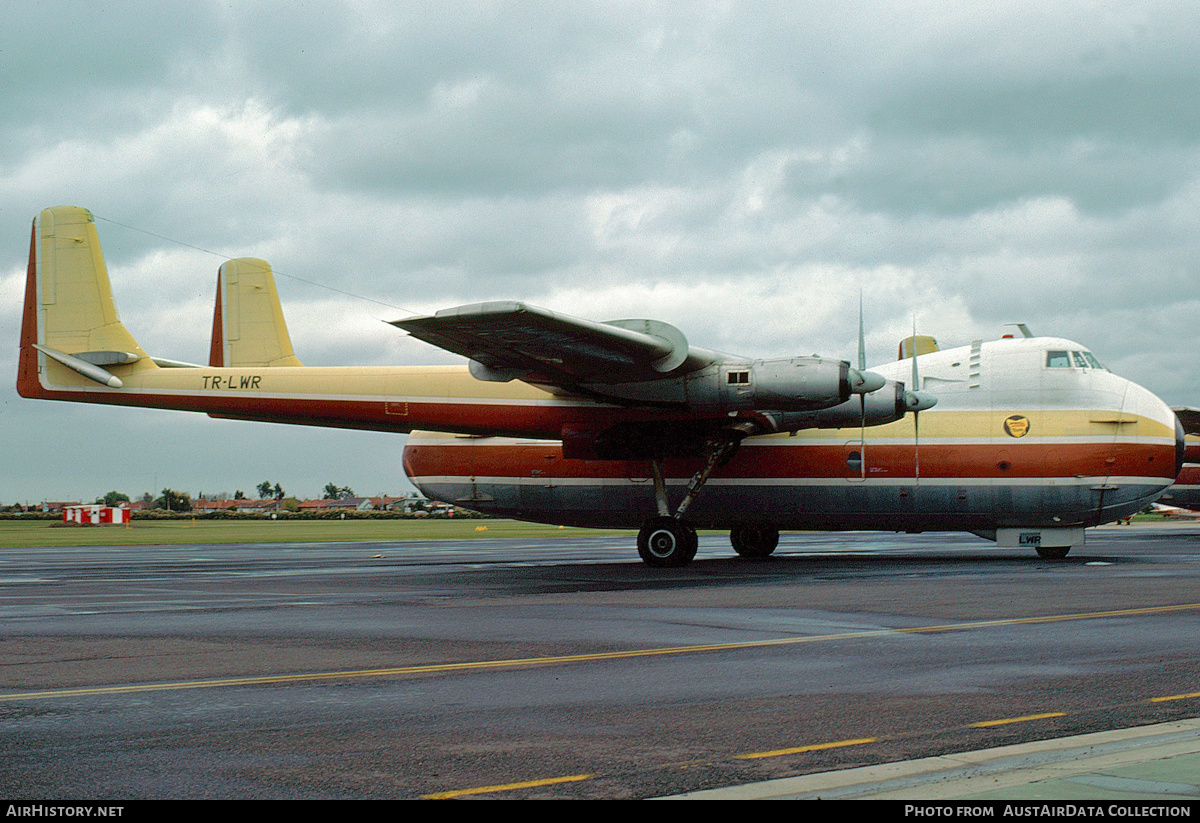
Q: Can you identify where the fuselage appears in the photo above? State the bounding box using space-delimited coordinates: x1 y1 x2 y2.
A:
402 336 1184 533
1157 435 1200 511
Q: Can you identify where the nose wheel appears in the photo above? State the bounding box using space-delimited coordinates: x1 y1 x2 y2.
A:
637 516 698 567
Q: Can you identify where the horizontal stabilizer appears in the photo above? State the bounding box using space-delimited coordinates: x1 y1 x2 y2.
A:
18 206 157 396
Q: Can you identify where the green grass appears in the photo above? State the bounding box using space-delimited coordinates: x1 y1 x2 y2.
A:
0 519 636 548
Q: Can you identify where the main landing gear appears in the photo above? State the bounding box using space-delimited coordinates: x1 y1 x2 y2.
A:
637 516 698 567
637 425 761 568
729 525 780 559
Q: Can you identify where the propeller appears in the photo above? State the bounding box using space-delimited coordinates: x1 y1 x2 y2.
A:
857 294 868 478
848 295 885 396
849 293 893 479
903 316 938 481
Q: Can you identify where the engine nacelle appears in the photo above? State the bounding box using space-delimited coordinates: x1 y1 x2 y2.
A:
771 381 908 430
573 356 878 417
712 357 851 412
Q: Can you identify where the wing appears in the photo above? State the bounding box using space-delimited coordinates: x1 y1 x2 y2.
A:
391 301 718 387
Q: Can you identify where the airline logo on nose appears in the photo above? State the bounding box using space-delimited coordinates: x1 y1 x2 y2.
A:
1004 415 1030 438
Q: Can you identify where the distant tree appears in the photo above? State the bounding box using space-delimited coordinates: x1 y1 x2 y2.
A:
256 481 272 499
234 490 246 500
154 488 192 512
323 483 355 500
97 491 130 507
272 483 284 500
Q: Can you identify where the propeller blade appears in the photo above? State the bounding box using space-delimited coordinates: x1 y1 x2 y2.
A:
903 315 941 481
911 315 918 387
858 291 866 372
858 292 867 478
913 315 920 482
913 399 920 482
850 296 885 394
902 316 937 411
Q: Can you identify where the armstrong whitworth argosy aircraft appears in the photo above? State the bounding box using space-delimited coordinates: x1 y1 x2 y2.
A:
18 206 1185 566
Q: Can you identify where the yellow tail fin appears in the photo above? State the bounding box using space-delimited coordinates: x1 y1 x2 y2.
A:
208 258 303 367
18 206 157 395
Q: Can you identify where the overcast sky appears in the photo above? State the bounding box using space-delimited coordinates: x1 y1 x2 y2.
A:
4 1 1200 504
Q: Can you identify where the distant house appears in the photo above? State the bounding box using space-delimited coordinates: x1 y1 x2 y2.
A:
41 501 79 513
365 496 410 512
297 498 337 513
188 498 279 514
190 498 237 514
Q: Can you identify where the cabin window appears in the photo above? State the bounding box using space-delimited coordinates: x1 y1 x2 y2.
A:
1045 351 1071 368
727 371 751 385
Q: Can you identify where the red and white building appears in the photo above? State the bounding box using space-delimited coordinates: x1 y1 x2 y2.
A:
62 504 130 525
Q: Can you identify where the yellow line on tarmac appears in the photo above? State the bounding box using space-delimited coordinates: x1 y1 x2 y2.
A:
735 737 877 760
1148 690 1200 703
422 773 595 799
5 603 1198 702
970 712 1067 728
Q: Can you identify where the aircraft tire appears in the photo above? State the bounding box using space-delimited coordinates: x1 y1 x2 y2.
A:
638 516 696 567
730 526 779 558
1035 545 1071 559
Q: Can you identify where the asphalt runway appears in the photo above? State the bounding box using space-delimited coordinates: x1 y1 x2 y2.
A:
3 524 1200 799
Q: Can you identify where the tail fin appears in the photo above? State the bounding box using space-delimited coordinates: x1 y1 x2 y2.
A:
18 206 156 396
208 258 303 367
898 335 939 359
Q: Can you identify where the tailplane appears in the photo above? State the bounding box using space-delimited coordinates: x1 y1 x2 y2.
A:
209 258 303 367
17 206 157 396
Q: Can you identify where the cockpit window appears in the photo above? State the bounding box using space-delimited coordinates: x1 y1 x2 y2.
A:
1082 351 1105 370
1046 351 1071 368
1046 349 1107 370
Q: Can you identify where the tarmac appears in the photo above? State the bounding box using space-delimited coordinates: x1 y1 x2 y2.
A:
667 718 1200 800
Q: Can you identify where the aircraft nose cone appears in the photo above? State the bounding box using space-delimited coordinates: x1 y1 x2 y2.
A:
849 368 886 394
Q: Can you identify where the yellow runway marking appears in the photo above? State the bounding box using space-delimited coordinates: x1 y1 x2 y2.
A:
422 773 594 799
5 602 1198 702
735 737 876 760
970 712 1066 728
1149 691 1200 703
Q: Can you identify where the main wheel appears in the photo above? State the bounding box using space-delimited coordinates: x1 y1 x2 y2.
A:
1035 544 1070 559
730 526 780 558
638 516 697 567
